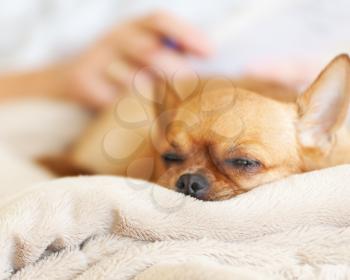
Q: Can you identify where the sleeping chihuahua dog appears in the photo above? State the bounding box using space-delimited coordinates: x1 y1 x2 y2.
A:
70 54 350 201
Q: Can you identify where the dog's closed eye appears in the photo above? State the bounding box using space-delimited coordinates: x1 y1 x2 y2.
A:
162 152 185 164
224 158 261 171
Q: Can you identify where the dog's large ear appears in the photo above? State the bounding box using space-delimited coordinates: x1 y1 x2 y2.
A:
297 54 350 152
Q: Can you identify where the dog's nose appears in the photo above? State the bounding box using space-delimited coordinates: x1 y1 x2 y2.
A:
176 173 209 198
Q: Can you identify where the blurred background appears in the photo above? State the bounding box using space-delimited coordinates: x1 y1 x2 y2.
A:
1 0 350 78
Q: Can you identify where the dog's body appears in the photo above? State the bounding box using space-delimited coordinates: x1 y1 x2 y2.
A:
70 54 350 200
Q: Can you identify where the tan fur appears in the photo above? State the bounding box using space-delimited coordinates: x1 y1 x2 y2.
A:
68 54 350 201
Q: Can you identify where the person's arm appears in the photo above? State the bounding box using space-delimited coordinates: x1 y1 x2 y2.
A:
0 11 213 109
0 64 68 101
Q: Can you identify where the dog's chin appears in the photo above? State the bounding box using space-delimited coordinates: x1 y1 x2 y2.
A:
205 188 239 201
187 191 237 201
160 183 239 201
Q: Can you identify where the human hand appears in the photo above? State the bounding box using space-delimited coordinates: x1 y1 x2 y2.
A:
64 11 213 109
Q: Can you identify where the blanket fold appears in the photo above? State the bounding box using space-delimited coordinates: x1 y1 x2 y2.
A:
116 165 350 242
1 165 350 279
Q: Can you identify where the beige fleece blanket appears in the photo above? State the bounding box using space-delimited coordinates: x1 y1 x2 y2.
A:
1 165 350 280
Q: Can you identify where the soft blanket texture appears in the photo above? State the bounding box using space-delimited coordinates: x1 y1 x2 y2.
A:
1 165 350 279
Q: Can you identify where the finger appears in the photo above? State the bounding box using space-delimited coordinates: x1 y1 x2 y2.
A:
106 58 140 88
114 29 191 78
74 71 120 109
139 11 213 57
115 27 161 66
105 55 164 103
145 48 190 78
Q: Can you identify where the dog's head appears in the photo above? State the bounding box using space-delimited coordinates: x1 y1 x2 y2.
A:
153 54 350 200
